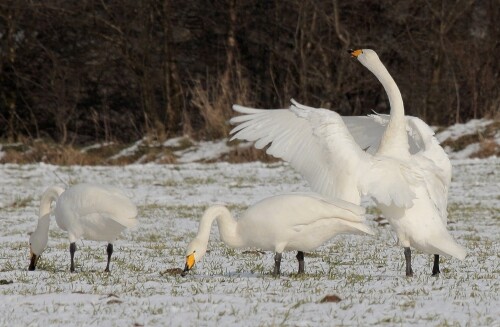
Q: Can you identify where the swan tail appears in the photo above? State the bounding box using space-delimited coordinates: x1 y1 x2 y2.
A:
116 215 139 229
424 234 467 261
106 200 138 229
338 220 376 237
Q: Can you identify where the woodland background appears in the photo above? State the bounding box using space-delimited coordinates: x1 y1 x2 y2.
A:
0 0 499 145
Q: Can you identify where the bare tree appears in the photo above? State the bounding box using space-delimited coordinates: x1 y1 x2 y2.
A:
0 0 498 145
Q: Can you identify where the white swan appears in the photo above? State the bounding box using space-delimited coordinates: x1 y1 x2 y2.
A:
230 49 465 276
181 193 374 276
29 183 138 272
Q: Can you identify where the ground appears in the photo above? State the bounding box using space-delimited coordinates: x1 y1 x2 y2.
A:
0 156 498 326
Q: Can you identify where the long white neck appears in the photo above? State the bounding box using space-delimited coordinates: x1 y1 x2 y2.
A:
366 60 409 157
30 186 65 254
195 205 244 249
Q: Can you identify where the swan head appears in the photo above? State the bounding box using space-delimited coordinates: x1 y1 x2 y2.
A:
181 238 207 276
28 231 48 271
349 49 383 72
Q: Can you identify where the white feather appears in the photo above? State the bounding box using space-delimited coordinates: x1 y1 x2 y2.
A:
230 49 465 270
184 193 374 274
28 183 138 271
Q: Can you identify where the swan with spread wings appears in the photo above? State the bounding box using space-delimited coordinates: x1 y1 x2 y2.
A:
230 49 465 276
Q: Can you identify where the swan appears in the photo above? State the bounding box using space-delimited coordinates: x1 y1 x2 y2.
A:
181 193 374 276
230 49 466 276
29 183 138 272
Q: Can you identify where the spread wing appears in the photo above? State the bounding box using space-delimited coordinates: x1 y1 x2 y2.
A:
231 101 367 203
231 100 417 208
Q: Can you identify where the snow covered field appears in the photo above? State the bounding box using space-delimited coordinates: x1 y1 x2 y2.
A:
0 157 498 326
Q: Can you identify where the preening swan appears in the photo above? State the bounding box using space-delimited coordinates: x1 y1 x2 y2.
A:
181 193 374 276
230 49 465 276
29 183 138 272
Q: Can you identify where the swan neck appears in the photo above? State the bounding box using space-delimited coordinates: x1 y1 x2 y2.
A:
31 186 65 253
39 185 64 217
33 214 51 240
30 213 50 255
197 205 243 248
370 62 409 156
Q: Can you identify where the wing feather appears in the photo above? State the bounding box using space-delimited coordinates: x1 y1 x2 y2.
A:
231 102 367 203
231 100 419 208
63 184 138 228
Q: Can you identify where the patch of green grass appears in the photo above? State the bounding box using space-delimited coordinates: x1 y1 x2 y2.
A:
135 233 163 243
462 234 481 242
345 272 366 284
36 258 59 273
184 177 217 185
227 176 260 188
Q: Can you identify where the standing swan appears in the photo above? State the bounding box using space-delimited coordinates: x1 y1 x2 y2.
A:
181 193 374 276
29 183 138 272
230 49 465 276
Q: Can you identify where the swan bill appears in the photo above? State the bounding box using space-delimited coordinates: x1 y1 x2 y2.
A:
349 49 363 57
181 253 196 276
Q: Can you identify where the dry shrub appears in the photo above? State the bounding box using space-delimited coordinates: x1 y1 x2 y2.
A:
106 142 177 165
190 80 232 139
0 138 179 165
442 134 480 152
442 120 500 153
221 144 281 163
155 154 177 164
0 140 137 165
189 64 251 140
472 139 499 159
472 121 500 158
0 141 98 165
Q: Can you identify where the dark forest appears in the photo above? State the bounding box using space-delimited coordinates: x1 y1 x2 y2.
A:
0 0 498 145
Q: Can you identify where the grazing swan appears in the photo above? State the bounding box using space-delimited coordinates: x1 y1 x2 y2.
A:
181 193 374 276
230 49 466 276
29 183 138 272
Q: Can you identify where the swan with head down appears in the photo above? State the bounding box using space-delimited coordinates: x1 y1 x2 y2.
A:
29 183 138 272
182 193 374 276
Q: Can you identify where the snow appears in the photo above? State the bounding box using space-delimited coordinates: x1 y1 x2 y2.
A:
447 143 481 159
163 137 188 147
435 118 492 143
0 119 499 326
109 139 143 160
81 142 115 153
174 140 233 163
0 157 499 326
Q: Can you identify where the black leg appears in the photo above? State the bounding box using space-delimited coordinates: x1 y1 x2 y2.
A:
404 247 413 277
29 254 38 271
105 243 113 272
70 242 76 273
432 254 440 276
296 251 305 274
273 252 282 276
